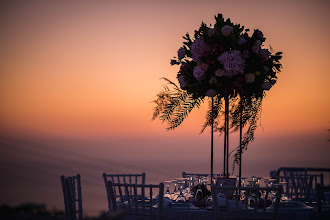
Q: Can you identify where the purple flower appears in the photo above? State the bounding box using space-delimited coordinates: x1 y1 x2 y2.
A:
238 36 247 45
221 25 233 36
262 82 272 90
177 47 186 60
252 45 260 54
206 89 216 97
193 66 205 81
217 50 245 77
191 37 210 63
259 49 270 61
178 75 188 88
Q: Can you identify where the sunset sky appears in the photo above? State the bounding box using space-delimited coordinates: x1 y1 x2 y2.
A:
1 0 329 139
1 0 330 216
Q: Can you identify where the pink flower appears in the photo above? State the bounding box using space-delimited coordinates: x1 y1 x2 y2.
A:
177 47 186 60
206 89 216 97
208 28 216 37
191 37 210 63
217 50 245 77
193 66 205 81
262 82 272 90
221 25 233 36
252 45 260 54
178 75 188 88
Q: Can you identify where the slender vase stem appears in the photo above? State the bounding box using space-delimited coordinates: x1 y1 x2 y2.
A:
239 96 243 187
225 96 229 178
211 97 214 184
223 96 227 177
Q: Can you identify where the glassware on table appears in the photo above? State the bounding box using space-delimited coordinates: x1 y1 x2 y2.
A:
163 181 172 199
175 178 187 202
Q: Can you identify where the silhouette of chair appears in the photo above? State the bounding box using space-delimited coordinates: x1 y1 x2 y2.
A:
316 184 330 220
107 180 164 219
211 184 283 220
60 174 83 220
103 172 146 213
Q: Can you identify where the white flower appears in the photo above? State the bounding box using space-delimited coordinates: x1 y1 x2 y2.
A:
193 66 205 81
215 68 225 77
206 89 216 97
178 75 187 88
262 82 272 90
208 28 216 37
191 37 210 63
177 47 186 60
245 73 255 83
221 25 233 36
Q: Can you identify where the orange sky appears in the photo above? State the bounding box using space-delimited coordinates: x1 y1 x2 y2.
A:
1 0 329 139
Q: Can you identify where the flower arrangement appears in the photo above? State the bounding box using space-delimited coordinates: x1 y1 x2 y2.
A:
170 14 282 100
152 14 282 170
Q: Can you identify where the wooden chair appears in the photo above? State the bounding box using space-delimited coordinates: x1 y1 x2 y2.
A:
103 172 146 213
316 184 330 220
60 174 83 220
211 184 283 220
107 180 164 220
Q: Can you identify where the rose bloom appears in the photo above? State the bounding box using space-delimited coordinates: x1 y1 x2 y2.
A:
206 89 216 97
252 45 260 54
193 66 205 81
208 28 216 37
218 50 245 77
245 73 255 83
262 82 272 90
178 75 188 88
221 25 233 36
215 68 225 77
191 37 210 63
238 36 247 45
200 63 209 71
177 47 186 60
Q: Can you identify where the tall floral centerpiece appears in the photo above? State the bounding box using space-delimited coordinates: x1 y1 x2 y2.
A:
152 14 282 183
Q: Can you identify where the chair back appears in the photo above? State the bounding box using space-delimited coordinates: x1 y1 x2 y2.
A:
107 181 164 219
316 184 330 219
60 174 83 220
103 173 146 213
278 174 314 200
211 184 283 220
